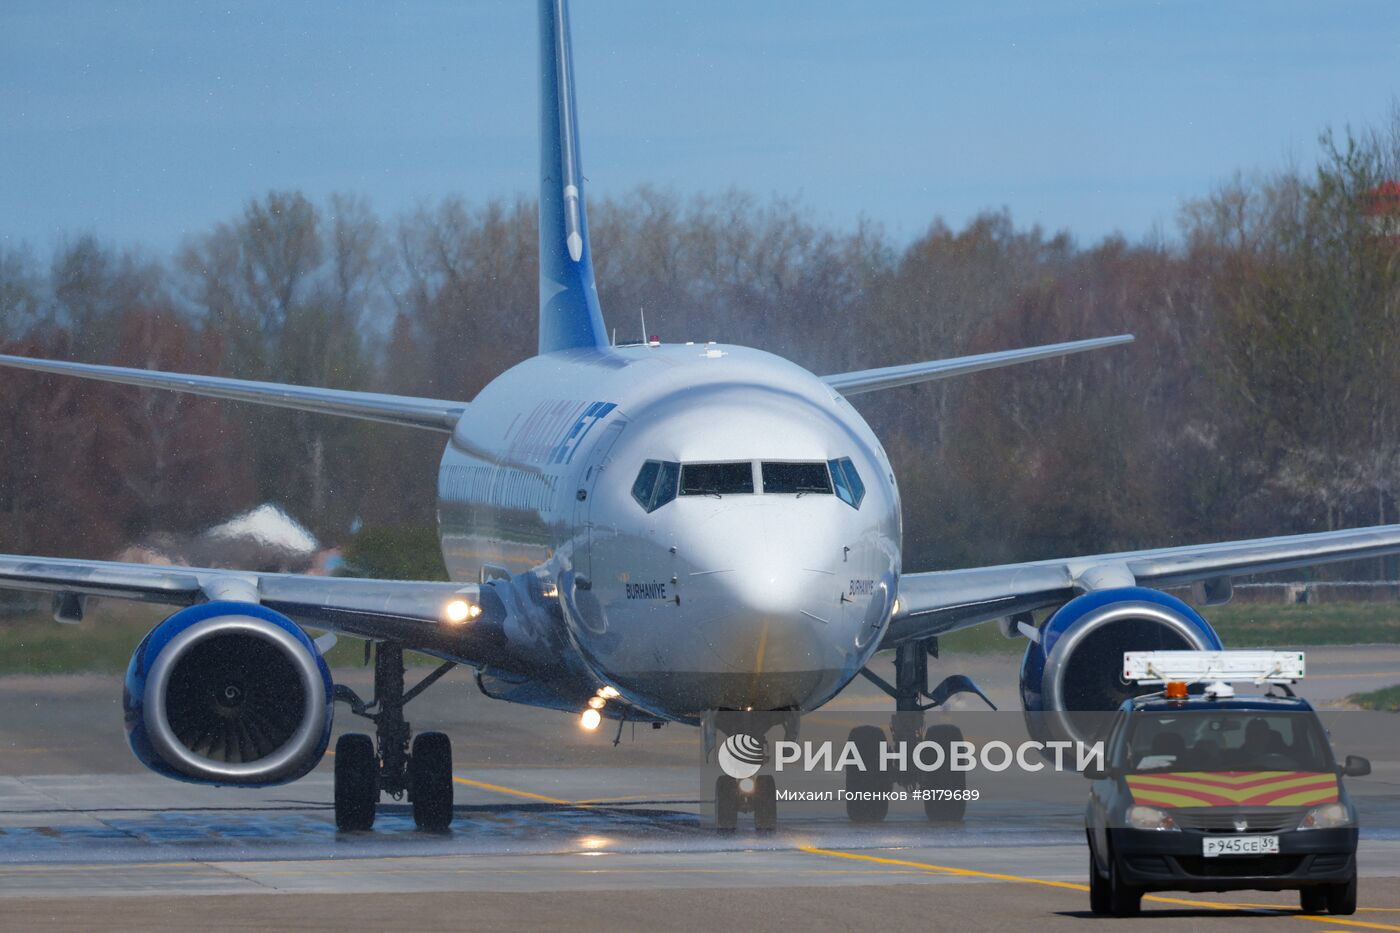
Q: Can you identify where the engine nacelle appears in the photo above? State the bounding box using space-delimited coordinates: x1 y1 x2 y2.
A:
1020 586 1222 715
123 601 333 786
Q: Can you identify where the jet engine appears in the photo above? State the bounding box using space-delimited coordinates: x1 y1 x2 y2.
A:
1020 586 1221 722
123 601 333 786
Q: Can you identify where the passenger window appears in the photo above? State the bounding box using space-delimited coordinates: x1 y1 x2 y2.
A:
680 462 753 496
632 460 680 512
828 457 865 508
761 462 832 494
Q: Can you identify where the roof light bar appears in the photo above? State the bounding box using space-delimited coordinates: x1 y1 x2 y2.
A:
1123 650 1305 685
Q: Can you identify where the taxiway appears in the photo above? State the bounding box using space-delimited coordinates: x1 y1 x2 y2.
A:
2 646 1398 931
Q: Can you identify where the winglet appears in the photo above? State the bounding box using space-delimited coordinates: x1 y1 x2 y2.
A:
538 0 608 354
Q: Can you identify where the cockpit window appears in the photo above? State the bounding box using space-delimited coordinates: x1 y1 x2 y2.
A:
680 462 754 496
632 460 680 512
636 458 860 507
828 457 865 508
761 461 832 495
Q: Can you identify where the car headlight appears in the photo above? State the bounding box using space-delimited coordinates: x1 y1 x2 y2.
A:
1126 805 1178 831
1298 802 1352 830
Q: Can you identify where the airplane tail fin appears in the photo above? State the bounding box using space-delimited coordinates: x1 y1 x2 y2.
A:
538 0 608 355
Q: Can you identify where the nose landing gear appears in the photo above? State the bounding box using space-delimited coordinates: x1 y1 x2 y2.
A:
332 641 458 832
715 773 778 832
707 711 796 833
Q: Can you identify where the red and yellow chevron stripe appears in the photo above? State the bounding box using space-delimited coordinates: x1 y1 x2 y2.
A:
1126 771 1339 808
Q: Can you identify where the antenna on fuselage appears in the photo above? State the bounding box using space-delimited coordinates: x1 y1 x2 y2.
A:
639 307 648 346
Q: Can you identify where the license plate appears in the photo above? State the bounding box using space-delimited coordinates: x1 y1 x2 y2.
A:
1203 834 1280 858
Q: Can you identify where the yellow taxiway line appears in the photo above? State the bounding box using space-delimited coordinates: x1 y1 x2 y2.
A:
451 776 576 807
449 777 698 808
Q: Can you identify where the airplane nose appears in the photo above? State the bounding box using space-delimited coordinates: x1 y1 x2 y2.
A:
720 565 813 621
599 498 888 715
681 506 856 678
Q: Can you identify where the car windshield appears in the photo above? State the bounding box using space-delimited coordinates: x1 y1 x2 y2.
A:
1124 710 1333 773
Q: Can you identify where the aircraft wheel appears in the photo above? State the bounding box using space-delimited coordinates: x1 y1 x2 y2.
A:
716 775 739 832
753 774 778 832
334 732 378 831
410 731 455 832
922 723 968 822
845 725 890 823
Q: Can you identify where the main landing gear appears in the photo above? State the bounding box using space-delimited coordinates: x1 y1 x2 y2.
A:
849 636 995 823
332 641 458 832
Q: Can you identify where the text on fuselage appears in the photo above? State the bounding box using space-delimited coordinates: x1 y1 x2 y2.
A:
625 582 668 600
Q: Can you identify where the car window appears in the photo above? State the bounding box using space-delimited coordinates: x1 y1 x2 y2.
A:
1126 711 1332 772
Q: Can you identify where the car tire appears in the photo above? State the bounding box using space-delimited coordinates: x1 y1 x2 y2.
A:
1088 845 1111 915
1325 874 1357 916
1299 886 1327 914
1108 850 1142 917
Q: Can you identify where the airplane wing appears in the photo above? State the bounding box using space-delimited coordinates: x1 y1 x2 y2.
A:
884 524 1400 647
0 554 512 667
822 335 1133 396
0 353 466 432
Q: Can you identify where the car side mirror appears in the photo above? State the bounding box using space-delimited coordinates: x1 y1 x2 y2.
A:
1083 765 1108 780
1342 755 1371 777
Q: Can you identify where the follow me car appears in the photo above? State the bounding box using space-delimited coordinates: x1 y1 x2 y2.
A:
1085 651 1371 917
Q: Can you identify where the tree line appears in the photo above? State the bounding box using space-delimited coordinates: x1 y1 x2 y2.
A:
2 116 1399 578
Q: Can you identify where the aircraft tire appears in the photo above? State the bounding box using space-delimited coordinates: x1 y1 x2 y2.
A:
410 731 454 832
716 775 739 832
921 723 968 822
754 774 777 832
334 733 378 832
845 725 890 823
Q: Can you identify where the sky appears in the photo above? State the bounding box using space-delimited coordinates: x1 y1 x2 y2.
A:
2 1 1398 257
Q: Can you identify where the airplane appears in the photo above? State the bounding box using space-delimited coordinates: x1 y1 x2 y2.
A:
3 0 1400 833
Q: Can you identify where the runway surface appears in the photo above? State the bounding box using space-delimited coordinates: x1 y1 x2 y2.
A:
3 646 1400 931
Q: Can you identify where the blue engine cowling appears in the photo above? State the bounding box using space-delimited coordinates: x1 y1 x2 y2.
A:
1020 586 1222 715
124 601 334 786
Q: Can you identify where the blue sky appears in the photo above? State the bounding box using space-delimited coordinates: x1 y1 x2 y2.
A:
2 1 1397 255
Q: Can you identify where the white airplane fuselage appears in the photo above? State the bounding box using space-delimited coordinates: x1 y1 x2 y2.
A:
437 342 901 719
